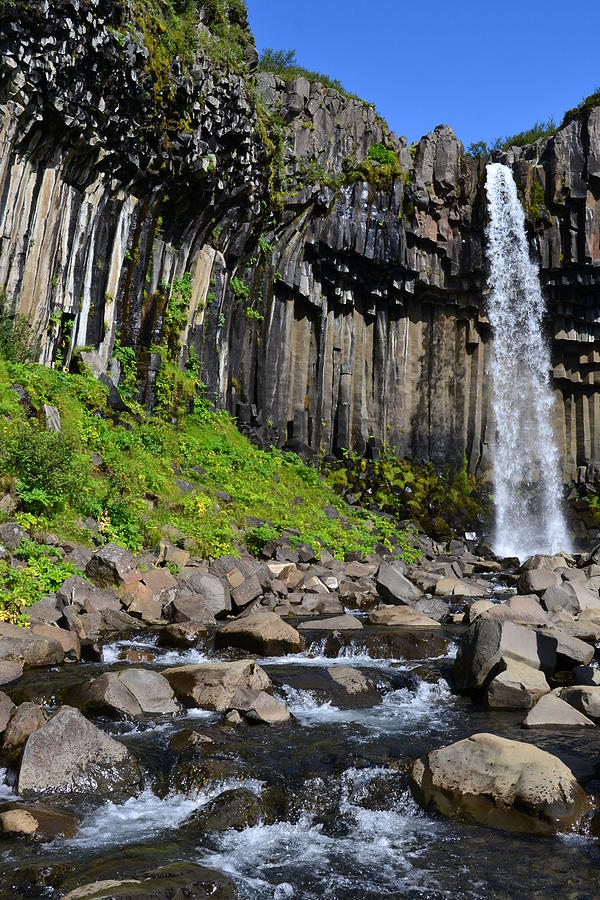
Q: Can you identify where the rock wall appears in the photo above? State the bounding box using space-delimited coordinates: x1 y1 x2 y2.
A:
1 1 599 483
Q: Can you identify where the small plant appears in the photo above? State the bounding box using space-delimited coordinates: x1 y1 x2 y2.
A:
229 277 249 302
367 143 397 166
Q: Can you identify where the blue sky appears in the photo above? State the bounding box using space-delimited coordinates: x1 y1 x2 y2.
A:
246 0 600 149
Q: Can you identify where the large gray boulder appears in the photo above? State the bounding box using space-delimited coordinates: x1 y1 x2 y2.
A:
215 611 303 656
17 706 141 795
376 563 422 604
541 581 600 616
184 573 231 618
453 619 557 691
540 626 594 667
71 670 178 719
518 569 560 595
85 544 135 588
410 732 590 835
0 623 64 668
557 685 600 720
163 660 271 711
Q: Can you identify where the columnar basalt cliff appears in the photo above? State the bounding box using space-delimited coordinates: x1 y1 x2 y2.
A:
1 1 599 483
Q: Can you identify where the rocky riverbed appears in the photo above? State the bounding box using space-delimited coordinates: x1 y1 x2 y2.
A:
0 523 599 898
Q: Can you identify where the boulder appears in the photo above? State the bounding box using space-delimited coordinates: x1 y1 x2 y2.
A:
0 691 15 733
376 563 422 604
410 732 590 834
522 693 595 728
31 624 81 659
215 611 303 656
298 614 363 631
229 687 290 725
326 666 381 706
17 706 141 795
453 619 557 691
413 596 449 622
56 575 120 613
231 574 262 609
486 660 550 709
518 569 560 595
368 605 441 628
557 685 600 720
85 544 135 588
539 626 594 667
0 623 64 668
481 595 549 626
163 660 271 711
0 801 79 841
184 573 231 618
0 523 28 550
542 581 600 615
158 622 207 648
435 577 487 598
2 702 45 760
72 669 178 719
0 659 22 686
465 600 494 623
186 787 264 832
170 593 216 626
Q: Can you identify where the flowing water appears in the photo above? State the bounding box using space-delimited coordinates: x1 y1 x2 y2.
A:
1 612 600 898
485 163 570 560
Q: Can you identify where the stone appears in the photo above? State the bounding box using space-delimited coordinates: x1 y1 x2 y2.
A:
158 622 207 648
542 581 600 615
539 626 594 667
215 611 303 656
368 605 441 628
0 623 64 668
140 567 177 599
453 619 557 691
72 669 178 718
31 624 81 659
85 544 135 588
170 594 216 625
230 687 290 725
486 660 550 709
572 665 600 686
0 691 15 733
413 596 449 622
184 573 231 618
518 569 561 594
0 523 28 550
0 659 23 686
0 802 79 841
126 595 164 624
118 669 179 716
163 660 271 711
410 732 590 834
522 693 595 728
481 595 549 626
2 702 45 760
326 665 380 702
376 563 422 604
61 864 237 899
156 540 190 569
466 600 494 623
434 577 487 598
231 574 262 609
557 685 600 720
17 706 141 795
298 614 363 631
187 787 264 832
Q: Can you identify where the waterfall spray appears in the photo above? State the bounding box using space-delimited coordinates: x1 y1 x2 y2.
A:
485 163 569 560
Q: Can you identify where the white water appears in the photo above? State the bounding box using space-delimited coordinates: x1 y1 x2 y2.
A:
485 163 570 560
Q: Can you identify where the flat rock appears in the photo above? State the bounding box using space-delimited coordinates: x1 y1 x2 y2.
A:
215 611 303 656
0 801 79 841
410 732 590 835
298 614 363 631
17 706 141 796
481 595 549 626
522 693 595 728
368 605 441 628
163 660 271 711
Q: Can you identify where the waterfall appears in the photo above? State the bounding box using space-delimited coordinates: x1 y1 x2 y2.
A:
484 163 569 560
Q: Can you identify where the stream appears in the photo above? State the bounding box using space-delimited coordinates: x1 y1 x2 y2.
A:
1 587 600 899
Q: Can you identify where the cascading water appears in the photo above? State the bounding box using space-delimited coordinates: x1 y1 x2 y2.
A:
485 163 570 560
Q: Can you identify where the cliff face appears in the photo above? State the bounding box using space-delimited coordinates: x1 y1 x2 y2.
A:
1 1 599 483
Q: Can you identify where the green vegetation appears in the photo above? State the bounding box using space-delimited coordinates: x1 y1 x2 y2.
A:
229 276 250 302
325 451 487 542
0 352 421 565
0 288 39 363
0 542 81 625
258 48 362 102
562 87 600 127
467 118 557 158
527 176 546 224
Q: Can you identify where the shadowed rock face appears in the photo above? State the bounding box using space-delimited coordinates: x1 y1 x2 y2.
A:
1 2 600 483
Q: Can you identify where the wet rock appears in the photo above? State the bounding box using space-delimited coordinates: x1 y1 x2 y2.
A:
453 619 557 691
71 670 178 719
0 801 79 841
216 611 303 656
229 687 290 725
486 660 550 709
410 732 590 835
2 702 46 761
186 788 264 832
17 706 141 796
158 622 207 648
522 693 595 728
60 862 238 899
368 605 441 628
298 614 363 632
557 685 600 720
163 660 271 711
85 544 135 588
0 691 15 733
376 563 422 604
0 623 64 668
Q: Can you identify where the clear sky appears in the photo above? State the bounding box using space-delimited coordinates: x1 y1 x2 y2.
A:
246 0 600 149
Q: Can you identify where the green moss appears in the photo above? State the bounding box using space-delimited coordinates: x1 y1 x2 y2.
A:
527 176 546 224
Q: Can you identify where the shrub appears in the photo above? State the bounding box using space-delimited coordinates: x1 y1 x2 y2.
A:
258 47 357 98
0 542 81 624
0 288 39 363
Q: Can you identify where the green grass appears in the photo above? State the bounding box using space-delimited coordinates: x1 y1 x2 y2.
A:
561 87 600 127
0 355 421 567
467 118 557 158
258 48 363 102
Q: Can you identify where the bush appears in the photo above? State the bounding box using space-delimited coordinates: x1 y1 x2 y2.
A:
0 288 39 363
467 118 557 158
258 47 360 101
0 542 81 624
